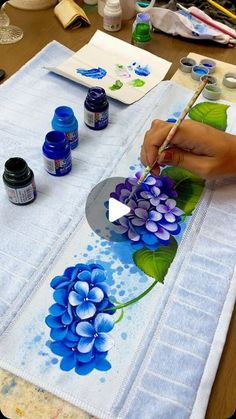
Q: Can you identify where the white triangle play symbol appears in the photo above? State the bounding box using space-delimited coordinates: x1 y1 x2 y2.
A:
108 197 130 223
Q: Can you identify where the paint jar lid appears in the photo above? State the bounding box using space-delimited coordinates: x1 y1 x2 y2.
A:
200 75 217 85
104 0 121 12
53 106 75 124
132 22 152 43
191 65 209 81
203 84 221 100
179 57 197 73
200 59 216 74
136 12 151 23
223 72 236 88
85 87 108 105
3 157 33 186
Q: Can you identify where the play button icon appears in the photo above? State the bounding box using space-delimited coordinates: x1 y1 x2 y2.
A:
108 197 130 222
85 176 131 242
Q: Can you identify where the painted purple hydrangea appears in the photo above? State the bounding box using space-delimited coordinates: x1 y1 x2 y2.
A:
111 171 183 250
45 263 115 375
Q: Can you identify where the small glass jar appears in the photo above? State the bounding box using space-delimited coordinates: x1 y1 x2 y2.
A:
42 131 72 176
52 106 79 150
132 22 152 50
84 87 109 130
3 157 36 205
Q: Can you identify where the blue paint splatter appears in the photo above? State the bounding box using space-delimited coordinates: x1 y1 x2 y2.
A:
129 165 135 170
134 65 150 77
76 67 107 79
87 245 93 251
1 379 17 395
51 358 58 364
100 377 106 383
121 332 127 340
119 290 125 297
33 335 41 343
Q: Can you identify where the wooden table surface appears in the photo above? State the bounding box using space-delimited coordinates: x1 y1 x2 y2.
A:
0 1 235 418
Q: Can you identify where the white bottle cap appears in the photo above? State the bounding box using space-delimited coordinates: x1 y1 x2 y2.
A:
105 0 121 12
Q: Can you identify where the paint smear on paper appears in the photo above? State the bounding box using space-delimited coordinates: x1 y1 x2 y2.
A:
130 79 145 87
1 378 17 395
134 64 150 77
109 80 123 91
115 64 131 79
76 67 107 79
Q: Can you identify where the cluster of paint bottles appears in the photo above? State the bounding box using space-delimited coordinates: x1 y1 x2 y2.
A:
3 87 109 204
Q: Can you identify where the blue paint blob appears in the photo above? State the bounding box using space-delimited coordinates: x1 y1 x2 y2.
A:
121 332 127 340
127 316 132 320
134 65 150 77
33 335 41 343
51 358 59 364
74 254 77 258
117 284 121 289
83 253 88 257
129 165 135 170
119 290 125 297
130 266 138 274
166 118 177 123
100 377 106 383
87 245 93 251
76 67 107 79
1 379 17 395
193 66 208 76
46 340 51 348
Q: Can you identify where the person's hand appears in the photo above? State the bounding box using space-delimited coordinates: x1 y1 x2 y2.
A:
141 119 236 179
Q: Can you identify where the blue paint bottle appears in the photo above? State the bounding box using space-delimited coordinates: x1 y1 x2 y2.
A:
52 106 79 150
84 87 109 130
42 131 72 176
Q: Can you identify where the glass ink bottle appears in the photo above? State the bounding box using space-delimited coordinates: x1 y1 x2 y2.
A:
84 87 109 130
42 131 72 176
3 157 36 205
52 106 79 150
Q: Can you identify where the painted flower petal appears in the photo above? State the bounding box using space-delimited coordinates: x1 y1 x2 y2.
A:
145 176 156 185
138 200 150 210
151 186 161 197
66 330 80 342
94 313 114 333
63 339 77 348
166 198 176 209
49 304 66 316
155 228 170 241
142 232 158 245
88 287 104 303
45 315 62 329
53 289 68 305
76 321 94 337
60 353 76 371
156 204 167 213
159 221 179 232
76 350 94 363
119 217 129 227
77 270 91 282
172 207 184 216
50 341 72 357
76 301 96 320
74 281 89 296
94 333 114 352
68 291 83 306
75 359 96 375
131 217 145 226
71 264 90 281
95 358 112 372
149 210 162 222
97 282 110 295
91 268 106 284
164 212 176 223
134 208 148 220
128 228 140 242
61 310 73 325
77 337 95 353
150 198 160 207
50 276 70 289
114 225 128 234
140 191 152 200
50 327 68 341
63 267 74 279
146 220 158 233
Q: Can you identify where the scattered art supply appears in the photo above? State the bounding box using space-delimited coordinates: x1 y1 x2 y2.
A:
191 65 209 80
84 87 109 130
223 72 236 88
132 12 152 34
52 106 79 150
132 22 152 49
0 68 5 81
200 58 216 73
103 0 122 32
207 0 236 20
109 79 123 91
2 157 36 205
203 84 221 100
179 57 197 73
200 74 217 85
76 67 107 79
130 78 145 87
115 64 131 79
42 131 72 176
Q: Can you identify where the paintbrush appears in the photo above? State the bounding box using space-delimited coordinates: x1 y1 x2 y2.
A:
126 77 208 205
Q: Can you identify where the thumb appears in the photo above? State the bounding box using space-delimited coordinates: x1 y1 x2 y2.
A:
158 148 209 178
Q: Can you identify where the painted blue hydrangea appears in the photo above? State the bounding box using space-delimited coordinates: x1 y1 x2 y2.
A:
45 263 115 375
110 172 183 250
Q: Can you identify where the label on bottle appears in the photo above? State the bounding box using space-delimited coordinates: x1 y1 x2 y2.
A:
103 15 121 31
43 154 72 176
5 182 36 205
64 129 79 149
84 109 109 130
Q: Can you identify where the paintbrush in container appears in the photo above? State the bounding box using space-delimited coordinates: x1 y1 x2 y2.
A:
126 77 208 205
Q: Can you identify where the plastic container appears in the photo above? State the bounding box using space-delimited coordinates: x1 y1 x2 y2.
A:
3 157 36 205
52 106 79 150
42 131 72 176
132 22 152 49
84 87 109 130
103 0 122 32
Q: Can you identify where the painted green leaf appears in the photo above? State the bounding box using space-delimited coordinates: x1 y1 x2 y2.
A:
188 102 229 131
133 237 178 283
161 167 205 215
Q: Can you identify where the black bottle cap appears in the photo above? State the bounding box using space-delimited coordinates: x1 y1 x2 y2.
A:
0 69 6 81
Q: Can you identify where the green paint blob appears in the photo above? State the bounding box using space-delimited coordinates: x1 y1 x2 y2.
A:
109 80 123 91
130 79 145 87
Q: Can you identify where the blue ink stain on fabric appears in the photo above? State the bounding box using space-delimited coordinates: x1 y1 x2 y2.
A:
1 379 17 395
46 340 51 348
51 358 58 364
129 165 135 170
87 245 93 251
33 335 41 343
134 65 150 77
121 332 127 340
76 67 107 79
119 290 125 297
100 377 106 383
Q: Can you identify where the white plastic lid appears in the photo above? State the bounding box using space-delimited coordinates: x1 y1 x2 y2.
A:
105 0 121 12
